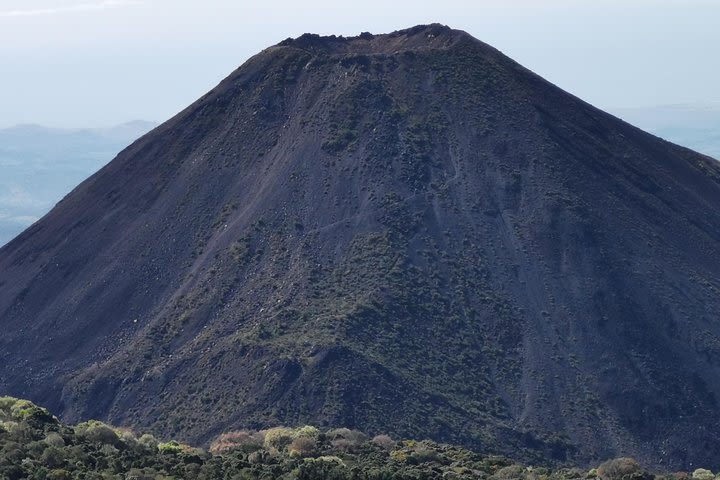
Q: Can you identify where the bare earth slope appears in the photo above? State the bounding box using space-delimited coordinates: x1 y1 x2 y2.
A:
1 25 720 469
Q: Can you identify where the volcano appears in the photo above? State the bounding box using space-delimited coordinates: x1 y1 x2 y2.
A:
2 24 720 469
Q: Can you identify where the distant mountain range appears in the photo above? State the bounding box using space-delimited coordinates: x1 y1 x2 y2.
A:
612 103 720 160
0 121 156 245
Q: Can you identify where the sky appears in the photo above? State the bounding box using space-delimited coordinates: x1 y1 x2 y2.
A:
0 0 718 128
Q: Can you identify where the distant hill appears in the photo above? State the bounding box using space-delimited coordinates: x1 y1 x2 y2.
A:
0 121 156 245
1 25 720 470
612 104 720 160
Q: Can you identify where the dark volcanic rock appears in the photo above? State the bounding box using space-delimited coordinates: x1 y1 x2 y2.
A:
1 24 720 469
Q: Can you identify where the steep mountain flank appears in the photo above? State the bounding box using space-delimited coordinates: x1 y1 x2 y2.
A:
1 24 720 469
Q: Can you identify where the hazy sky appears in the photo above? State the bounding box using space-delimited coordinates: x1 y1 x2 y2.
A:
1 0 718 128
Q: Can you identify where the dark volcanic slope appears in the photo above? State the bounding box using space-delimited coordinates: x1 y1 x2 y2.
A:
2 25 720 469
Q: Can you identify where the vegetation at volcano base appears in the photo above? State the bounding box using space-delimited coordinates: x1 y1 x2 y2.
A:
1 397 716 480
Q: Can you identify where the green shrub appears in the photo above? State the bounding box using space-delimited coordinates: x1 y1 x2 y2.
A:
597 458 643 480
138 433 158 450
44 432 65 448
294 425 320 438
493 464 527 480
408 446 441 465
0 396 18 412
76 420 120 446
289 436 318 457
158 440 184 454
248 449 272 465
372 434 395 450
692 469 714 480
47 469 72 480
327 427 353 439
296 456 348 480
390 449 408 462
263 427 295 451
7 399 55 424
328 428 367 452
210 430 264 454
40 446 66 468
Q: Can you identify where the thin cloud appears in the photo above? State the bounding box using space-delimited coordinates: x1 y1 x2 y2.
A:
0 186 48 209
5 215 40 225
0 0 142 18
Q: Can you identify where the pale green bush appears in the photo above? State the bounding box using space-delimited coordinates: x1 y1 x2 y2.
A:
692 469 714 480
294 425 320 438
44 432 65 448
262 427 294 451
76 421 120 446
